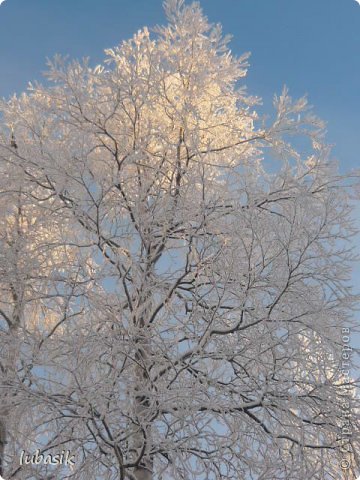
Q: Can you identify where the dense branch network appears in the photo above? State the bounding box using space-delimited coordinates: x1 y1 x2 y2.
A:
0 1 359 479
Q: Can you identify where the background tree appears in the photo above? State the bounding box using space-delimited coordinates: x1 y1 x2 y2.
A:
0 132 89 479
0 1 359 479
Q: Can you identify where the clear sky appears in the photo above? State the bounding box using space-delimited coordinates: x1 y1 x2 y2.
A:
0 0 359 172
0 0 359 339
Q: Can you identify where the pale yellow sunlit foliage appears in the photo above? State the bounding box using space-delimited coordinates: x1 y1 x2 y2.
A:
0 195 75 334
94 25 260 202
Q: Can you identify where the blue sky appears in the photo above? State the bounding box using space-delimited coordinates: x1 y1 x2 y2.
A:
0 0 359 172
0 0 359 342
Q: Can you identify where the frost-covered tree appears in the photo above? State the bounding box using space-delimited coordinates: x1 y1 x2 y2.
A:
0 134 89 479
0 1 359 479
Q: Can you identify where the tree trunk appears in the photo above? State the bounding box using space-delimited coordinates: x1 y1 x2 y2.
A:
131 334 154 480
0 420 5 476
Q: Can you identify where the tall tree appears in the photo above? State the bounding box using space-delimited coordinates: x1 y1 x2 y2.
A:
0 1 359 479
